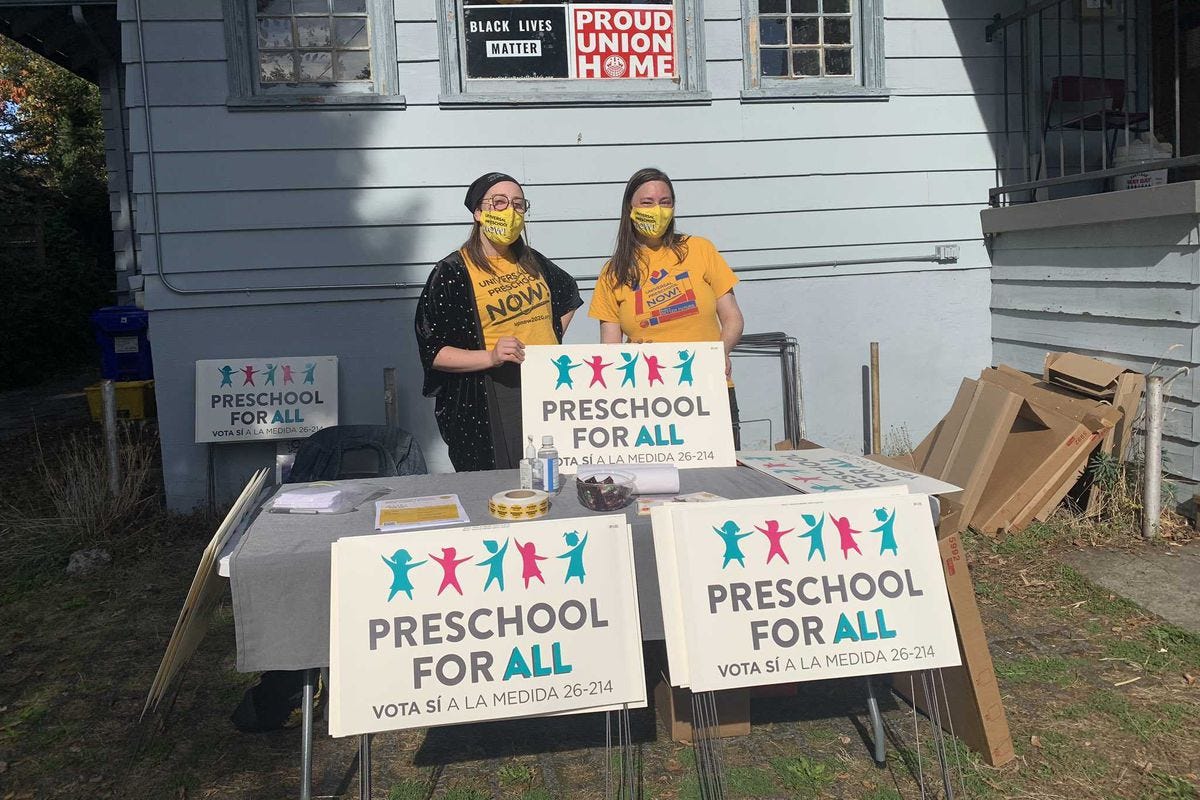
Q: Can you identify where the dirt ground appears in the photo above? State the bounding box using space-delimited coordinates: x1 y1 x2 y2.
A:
1 419 1198 800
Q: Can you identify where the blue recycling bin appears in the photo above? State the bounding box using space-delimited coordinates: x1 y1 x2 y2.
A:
90 305 153 381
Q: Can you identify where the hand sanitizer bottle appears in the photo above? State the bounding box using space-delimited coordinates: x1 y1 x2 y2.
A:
520 436 536 490
538 435 559 493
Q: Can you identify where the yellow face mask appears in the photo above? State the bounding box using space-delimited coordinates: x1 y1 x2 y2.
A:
630 205 674 239
480 207 525 246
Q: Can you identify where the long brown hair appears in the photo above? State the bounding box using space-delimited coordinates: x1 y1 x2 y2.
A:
606 167 689 291
460 181 542 278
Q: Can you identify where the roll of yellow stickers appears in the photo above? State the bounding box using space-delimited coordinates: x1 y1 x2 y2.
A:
488 489 551 520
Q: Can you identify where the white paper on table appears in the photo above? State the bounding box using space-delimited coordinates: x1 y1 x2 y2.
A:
373 494 469 532
271 484 344 511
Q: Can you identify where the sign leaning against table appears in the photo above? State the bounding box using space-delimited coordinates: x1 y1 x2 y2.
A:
194 356 338 443
329 515 646 737
655 493 961 693
521 342 735 473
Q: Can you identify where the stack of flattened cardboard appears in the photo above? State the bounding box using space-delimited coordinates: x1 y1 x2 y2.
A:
901 355 1142 536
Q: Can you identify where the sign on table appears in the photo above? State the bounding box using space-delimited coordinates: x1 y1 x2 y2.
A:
522 342 735 473
195 356 337 443
738 449 960 496
329 515 646 737
653 493 960 692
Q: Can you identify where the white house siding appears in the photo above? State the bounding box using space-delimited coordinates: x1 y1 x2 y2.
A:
99 63 135 293
115 0 1013 510
990 208 1200 482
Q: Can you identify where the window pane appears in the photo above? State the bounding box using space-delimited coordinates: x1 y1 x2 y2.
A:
759 0 787 12
760 48 788 76
334 16 368 47
296 17 331 47
790 17 818 44
256 0 291 13
824 0 851 12
293 0 330 12
333 0 366 11
790 0 818 11
759 17 787 45
335 50 371 80
825 47 852 75
299 50 333 81
824 17 851 44
257 17 293 48
792 49 820 76
259 50 296 82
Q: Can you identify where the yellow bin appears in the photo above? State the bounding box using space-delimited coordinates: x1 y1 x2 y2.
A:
86 380 157 421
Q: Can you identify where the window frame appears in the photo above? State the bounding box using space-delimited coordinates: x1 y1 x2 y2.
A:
740 0 888 102
222 0 405 111
436 0 709 106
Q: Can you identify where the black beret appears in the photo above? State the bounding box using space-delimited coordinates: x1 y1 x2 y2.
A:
464 172 519 212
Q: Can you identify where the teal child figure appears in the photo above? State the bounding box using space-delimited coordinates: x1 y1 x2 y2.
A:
381 548 426 601
713 520 753 569
550 355 582 389
478 538 509 592
617 352 640 388
870 507 899 556
302 362 317 384
218 365 235 387
673 349 696 386
799 514 827 562
264 363 279 386
557 530 589 584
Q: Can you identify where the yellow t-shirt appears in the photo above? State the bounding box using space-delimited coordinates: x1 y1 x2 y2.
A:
588 236 738 344
465 252 559 351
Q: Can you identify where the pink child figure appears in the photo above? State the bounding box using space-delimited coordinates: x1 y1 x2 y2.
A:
644 354 664 386
830 515 863 559
429 547 472 595
515 540 548 588
754 520 794 565
584 355 613 388
281 364 295 384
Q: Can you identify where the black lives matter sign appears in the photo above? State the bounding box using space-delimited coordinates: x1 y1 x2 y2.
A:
462 1 676 81
464 2 570 79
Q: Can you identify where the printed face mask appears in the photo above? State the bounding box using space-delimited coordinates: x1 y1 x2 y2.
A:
480 207 525 246
629 205 674 239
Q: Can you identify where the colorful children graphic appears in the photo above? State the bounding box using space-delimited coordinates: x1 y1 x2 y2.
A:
551 355 582 389
264 363 278 386
429 547 472 596
617 352 639 388
583 355 612 388
673 349 696 386
870 507 899 556
830 515 863 559
799 514 827 562
515 539 548 588
713 520 754 569
302 363 317 384
478 539 509 592
557 531 589 584
218 365 235 387
644 354 665 386
754 520 794 565
382 549 425 601
241 365 257 386
282 364 295 384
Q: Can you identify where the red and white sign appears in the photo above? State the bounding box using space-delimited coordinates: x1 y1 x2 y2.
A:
572 5 676 79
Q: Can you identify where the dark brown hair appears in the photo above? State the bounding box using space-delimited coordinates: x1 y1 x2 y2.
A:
606 167 689 291
460 180 542 278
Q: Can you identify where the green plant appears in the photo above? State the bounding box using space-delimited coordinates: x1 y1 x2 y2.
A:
498 763 536 787
726 765 777 797
993 655 1079 686
1146 772 1198 800
387 779 428 800
771 756 835 797
442 784 491 800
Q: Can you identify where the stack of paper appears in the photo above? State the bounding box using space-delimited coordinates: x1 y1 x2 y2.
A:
271 485 343 511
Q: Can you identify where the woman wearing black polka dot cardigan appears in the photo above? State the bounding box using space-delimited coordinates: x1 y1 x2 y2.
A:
416 173 583 472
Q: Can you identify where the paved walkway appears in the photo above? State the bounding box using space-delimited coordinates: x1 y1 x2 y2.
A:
1062 541 1200 634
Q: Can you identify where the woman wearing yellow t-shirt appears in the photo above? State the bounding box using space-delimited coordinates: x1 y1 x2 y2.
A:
589 167 746 445
416 172 582 471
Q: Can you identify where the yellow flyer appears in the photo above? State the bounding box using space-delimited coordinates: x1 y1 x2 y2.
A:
374 495 469 532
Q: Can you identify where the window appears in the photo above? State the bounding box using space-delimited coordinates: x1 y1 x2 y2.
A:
437 0 708 105
741 0 886 101
223 0 404 109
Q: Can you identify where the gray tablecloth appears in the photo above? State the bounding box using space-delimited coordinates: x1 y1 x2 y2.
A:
230 467 794 672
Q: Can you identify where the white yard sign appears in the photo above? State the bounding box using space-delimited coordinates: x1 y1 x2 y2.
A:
738 449 961 496
329 515 646 737
194 356 337 443
521 342 735 473
653 493 960 692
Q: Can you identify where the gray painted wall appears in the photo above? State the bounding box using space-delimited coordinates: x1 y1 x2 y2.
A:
113 0 1011 510
990 211 1200 480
